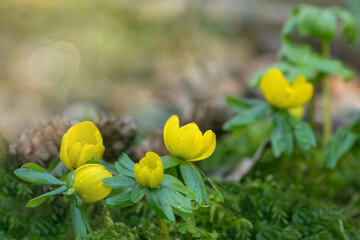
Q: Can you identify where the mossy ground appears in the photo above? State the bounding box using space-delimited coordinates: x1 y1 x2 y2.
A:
1 128 360 239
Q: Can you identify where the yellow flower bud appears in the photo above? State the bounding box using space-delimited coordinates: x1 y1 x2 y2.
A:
163 115 216 162
134 152 164 188
260 69 314 109
72 164 113 203
288 106 305 119
59 121 105 170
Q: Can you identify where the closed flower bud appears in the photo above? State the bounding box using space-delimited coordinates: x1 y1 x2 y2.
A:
163 115 216 162
60 121 105 170
134 152 164 188
260 69 313 109
72 164 113 203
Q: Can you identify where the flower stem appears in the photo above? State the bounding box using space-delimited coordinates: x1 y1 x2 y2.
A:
339 219 350 240
103 200 114 227
322 41 332 146
158 216 170 240
309 94 316 133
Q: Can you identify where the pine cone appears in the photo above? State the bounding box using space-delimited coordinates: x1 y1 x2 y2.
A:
183 98 234 135
96 116 137 161
16 117 73 168
130 131 169 162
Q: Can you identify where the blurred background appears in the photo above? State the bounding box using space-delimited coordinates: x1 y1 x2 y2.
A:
0 0 359 144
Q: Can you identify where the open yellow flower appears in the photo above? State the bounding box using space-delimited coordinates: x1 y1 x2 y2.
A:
134 151 164 188
72 164 113 203
163 115 216 161
260 68 314 109
59 121 105 170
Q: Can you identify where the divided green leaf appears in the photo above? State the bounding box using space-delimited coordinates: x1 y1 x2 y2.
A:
223 100 271 132
162 174 196 199
270 112 293 157
179 161 209 206
324 128 358 169
195 166 224 202
115 153 135 178
106 188 133 207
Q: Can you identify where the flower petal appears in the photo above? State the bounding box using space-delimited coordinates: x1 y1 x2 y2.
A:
76 143 105 168
59 135 72 170
172 123 204 159
67 121 100 146
289 80 314 108
163 115 180 156
260 69 289 108
188 130 216 161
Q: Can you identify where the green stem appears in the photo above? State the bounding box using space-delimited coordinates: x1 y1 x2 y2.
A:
309 95 316 134
339 219 350 240
158 216 170 240
103 201 114 227
322 41 332 146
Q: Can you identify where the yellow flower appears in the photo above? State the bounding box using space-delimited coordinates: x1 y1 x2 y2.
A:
260 68 314 109
163 115 216 161
59 121 105 170
134 151 164 188
72 164 113 203
288 106 305 119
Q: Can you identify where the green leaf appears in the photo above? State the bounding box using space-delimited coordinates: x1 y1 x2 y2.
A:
70 201 91 237
14 168 65 186
26 185 67 208
162 187 194 213
21 163 46 172
103 175 135 188
179 161 209 206
106 188 133 207
291 5 337 42
49 160 68 178
115 153 135 178
270 112 293 157
66 170 75 188
100 160 118 175
349 113 360 134
282 15 298 37
280 40 354 81
162 174 196 199
223 102 271 131
161 156 183 169
331 7 358 42
119 153 135 170
47 158 60 172
146 188 175 222
130 185 147 203
289 118 316 151
195 166 225 203
226 97 265 112
315 58 354 81
314 10 337 42
324 128 358 169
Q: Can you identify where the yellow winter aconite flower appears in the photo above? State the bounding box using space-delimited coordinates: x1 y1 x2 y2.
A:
163 115 216 162
73 164 113 203
260 68 314 109
134 151 164 188
59 121 105 170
